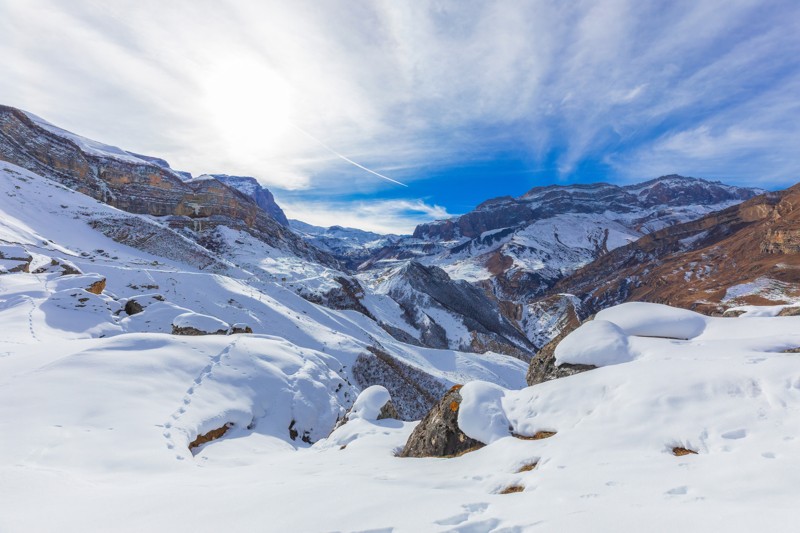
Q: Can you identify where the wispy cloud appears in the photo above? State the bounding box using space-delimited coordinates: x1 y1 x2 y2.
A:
1 0 799 207
278 198 455 235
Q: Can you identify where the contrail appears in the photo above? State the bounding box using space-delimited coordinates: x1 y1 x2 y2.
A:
290 123 408 187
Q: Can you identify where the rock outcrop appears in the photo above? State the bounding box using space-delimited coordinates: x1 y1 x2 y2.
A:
399 385 484 458
211 174 289 226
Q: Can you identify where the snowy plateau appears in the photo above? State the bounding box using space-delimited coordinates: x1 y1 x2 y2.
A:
0 114 799 532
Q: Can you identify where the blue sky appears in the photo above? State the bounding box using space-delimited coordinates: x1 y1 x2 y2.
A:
2 0 799 233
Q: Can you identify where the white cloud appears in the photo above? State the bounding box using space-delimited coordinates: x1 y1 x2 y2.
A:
278 198 455 235
0 0 798 192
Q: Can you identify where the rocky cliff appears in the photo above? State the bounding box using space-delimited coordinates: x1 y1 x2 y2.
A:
210 174 289 226
0 105 331 266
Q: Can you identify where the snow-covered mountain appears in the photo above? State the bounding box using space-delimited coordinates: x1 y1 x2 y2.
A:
364 176 763 303
1 106 799 532
289 219 404 270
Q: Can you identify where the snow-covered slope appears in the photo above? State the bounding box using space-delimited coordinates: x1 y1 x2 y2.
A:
0 160 526 416
2 296 799 531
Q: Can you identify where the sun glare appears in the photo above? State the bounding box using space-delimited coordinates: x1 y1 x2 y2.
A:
203 59 294 161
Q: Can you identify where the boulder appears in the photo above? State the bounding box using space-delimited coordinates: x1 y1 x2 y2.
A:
53 273 107 295
171 312 230 336
399 385 484 458
527 314 596 386
229 323 253 334
123 294 165 316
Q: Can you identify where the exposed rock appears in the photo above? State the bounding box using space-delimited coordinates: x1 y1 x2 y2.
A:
211 174 289 226
123 294 165 316
549 185 800 314
229 323 253 334
527 311 596 386
399 385 485 458
86 278 106 295
378 400 400 420
189 422 233 452
777 306 800 317
672 447 698 456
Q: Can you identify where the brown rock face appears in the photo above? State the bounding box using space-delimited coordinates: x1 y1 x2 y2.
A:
86 278 106 295
399 385 485 458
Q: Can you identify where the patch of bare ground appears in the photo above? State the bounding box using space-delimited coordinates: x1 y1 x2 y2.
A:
672 446 698 456
512 430 556 440
498 485 525 495
517 462 538 473
189 422 233 451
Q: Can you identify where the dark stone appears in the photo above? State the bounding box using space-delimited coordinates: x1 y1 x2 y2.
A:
527 314 596 386
399 385 485 458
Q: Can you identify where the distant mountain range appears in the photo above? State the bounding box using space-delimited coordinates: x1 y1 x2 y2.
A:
2 103 792 362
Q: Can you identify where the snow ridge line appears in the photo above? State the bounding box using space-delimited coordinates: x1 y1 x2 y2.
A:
162 338 239 459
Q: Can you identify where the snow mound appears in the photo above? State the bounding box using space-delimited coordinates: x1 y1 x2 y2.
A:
554 319 633 366
457 381 510 444
595 302 707 339
348 385 392 421
172 312 230 335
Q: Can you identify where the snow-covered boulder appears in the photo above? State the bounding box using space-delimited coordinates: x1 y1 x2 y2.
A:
595 302 706 339
348 385 397 422
554 319 633 367
229 323 253 334
171 312 230 336
53 273 107 295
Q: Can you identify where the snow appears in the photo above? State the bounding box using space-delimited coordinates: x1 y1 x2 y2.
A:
555 319 634 366
595 301 707 339
23 111 163 166
172 311 230 333
348 385 392 421
2 158 798 531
